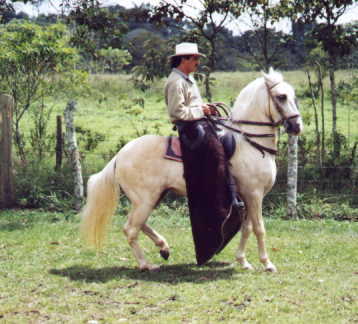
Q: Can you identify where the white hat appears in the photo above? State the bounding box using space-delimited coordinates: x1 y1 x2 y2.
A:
169 42 206 58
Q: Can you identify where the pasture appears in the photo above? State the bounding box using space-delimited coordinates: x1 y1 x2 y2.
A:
1 70 357 322
0 208 357 323
45 69 357 166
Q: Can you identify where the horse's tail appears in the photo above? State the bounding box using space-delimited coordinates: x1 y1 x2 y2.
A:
80 156 119 249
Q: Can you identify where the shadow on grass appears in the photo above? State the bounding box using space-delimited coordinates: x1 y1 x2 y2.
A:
49 261 236 284
0 222 32 231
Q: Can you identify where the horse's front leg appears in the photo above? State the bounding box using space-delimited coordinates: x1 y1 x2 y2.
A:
123 203 160 271
236 217 254 270
250 196 277 272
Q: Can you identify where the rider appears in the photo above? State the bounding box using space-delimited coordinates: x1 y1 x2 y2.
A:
164 42 244 209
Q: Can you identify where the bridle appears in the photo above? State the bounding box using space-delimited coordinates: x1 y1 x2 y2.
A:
234 82 300 128
208 81 300 157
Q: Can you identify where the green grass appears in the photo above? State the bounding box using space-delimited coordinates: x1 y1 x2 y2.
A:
24 70 358 158
1 209 357 323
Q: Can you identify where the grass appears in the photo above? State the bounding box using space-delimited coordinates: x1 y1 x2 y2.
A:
27 69 358 154
15 69 357 177
0 208 357 323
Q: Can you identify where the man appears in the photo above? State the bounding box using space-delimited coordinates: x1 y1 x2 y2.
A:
164 42 244 265
165 43 211 122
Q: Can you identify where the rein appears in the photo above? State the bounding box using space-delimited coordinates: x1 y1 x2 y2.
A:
208 87 296 157
208 116 278 157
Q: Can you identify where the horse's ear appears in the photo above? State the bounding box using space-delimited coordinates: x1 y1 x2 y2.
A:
269 67 274 74
262 70 269 80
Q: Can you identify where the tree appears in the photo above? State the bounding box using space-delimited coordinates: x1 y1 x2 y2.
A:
0 0 15 23
0 21 79 161
130 32 171 91
152 0 244 101
236 0 290 72
96 47 131 73
65 0 128 72
279 0 357 161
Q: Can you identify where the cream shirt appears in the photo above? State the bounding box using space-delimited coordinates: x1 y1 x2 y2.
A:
165 68 205 122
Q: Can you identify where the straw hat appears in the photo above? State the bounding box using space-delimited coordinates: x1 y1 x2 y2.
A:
169 42 206 58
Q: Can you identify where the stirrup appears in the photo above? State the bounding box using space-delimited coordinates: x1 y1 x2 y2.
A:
232 197 245 209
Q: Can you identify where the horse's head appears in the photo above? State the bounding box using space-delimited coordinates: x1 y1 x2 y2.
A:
263 68 303 135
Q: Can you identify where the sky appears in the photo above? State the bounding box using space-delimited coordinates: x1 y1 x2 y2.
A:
13 0 358 35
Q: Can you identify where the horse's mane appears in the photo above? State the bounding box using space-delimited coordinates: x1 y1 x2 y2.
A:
231 67 283 119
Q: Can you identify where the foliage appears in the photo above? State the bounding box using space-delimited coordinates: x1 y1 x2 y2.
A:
14 160 75 210
66 0 128 71
0 21 80 161
130 32 170 91
96 47 131 73
278 0 357 161
0 0 15 23
29 100 56 162
151 0 248 100
75 125 106 152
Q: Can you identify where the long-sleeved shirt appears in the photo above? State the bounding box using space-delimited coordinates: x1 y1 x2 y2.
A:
164 68 205 122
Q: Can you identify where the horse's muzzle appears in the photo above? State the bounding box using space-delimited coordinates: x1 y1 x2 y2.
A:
284 118 302 135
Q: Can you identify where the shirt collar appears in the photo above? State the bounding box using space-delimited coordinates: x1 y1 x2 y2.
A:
173 68 194 84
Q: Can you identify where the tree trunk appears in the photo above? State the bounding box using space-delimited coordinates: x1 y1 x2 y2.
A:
0 94 16 208
317 64 325 167
328 56 338 160
204 37 216 102
306 69 321 168
287 135 298 219
64 101 84 210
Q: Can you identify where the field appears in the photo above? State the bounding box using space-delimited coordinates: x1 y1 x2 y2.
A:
2 70 357 322
0 209 357 323
42 69 357 169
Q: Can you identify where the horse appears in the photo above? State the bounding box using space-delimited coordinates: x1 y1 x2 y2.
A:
80 68 303 272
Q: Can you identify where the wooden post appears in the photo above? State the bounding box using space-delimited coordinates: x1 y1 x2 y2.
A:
287 135 298 219
55 115 63 171
64 101 84 210
0 94 15 208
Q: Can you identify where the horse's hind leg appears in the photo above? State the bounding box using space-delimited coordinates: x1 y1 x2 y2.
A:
142 224 170 260
123 203 160 271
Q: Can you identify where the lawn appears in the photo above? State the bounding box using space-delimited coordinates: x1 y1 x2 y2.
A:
0 208 357 323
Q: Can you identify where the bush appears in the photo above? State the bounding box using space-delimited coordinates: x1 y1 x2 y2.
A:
15 160 75 211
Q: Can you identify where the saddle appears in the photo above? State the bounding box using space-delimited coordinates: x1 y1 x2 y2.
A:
165 131 236 162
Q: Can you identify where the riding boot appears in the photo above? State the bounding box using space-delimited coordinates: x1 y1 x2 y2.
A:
227 171 245 209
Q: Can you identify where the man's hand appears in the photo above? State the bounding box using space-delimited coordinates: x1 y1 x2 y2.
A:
202 104 212 116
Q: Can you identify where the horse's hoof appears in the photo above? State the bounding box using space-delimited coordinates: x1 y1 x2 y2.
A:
160 249 170 260
236 257 254 270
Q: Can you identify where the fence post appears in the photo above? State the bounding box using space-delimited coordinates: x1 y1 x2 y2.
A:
287 135 298 219
64 101 84 210
0 94 15 208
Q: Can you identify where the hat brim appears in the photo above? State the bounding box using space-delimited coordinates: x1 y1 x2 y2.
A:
169 52 206 59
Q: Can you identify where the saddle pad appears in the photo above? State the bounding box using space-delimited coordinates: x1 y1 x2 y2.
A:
164 136 182 162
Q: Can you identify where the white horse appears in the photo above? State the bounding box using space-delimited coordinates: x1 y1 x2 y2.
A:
80 68 303 272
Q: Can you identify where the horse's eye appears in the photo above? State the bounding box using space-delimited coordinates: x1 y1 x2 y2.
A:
277 94 287 102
